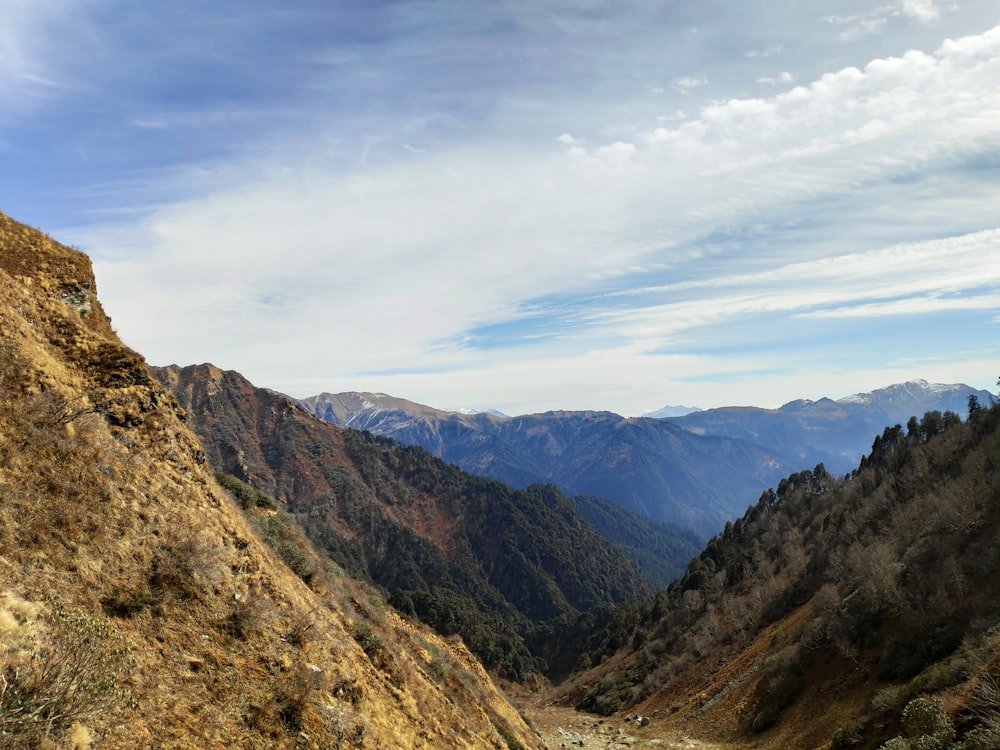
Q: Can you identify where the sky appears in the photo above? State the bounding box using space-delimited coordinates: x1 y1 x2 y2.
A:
1 0 999 416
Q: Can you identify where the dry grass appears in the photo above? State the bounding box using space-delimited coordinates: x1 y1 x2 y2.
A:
0 210 546 749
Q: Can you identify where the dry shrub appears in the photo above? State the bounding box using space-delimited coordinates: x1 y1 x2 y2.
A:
223 595 271 641
149 525 227 600
0 597 133 749
283 611 317 647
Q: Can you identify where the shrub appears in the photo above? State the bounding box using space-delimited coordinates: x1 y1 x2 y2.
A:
902 696 951 737
351 622 383 657
283 612 316 647
213 473 276 510
149 526 226 599
0 599 134 748
751 672 804 732
831 720 864 748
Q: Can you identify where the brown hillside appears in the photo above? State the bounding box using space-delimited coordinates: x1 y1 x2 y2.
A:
0 210 546 749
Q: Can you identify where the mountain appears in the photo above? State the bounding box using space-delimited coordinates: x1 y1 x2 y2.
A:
298 392 790 537
643 404 702 418
563 402 1000 749
0 210 544 749
301 382 992 539
154 364 655 680
570 495 703 591
665 379 994 475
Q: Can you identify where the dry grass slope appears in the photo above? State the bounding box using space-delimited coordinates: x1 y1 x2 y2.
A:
0 211 545 749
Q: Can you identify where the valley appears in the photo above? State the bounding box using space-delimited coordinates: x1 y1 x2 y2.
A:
2 208 999 749
517 700 726 749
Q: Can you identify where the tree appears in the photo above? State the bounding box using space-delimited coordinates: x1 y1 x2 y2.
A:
968 393 982 418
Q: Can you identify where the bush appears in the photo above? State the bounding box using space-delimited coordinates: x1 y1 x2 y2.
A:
751 672 804 732
0 599 134 748
213 473 276 510
351 622 383 657
902 696 951 737
832 720 864 748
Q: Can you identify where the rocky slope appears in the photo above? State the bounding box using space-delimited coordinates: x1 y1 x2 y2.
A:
0 210 545 749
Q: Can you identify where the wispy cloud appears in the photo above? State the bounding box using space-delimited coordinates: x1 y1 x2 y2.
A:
5 2 1000 414
592 230 1000 343
823 0 951 41
0 0 83 115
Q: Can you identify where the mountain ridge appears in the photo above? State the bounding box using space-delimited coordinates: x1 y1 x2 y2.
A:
297 392 790 537
298 380 991 538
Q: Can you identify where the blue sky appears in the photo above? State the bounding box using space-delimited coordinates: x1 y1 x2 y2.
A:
2 0 999 416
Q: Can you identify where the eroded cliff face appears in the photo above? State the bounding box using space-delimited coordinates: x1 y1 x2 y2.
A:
0 211 545 750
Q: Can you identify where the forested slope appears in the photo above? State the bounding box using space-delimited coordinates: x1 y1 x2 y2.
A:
156 363 654 680
565 399 1000 749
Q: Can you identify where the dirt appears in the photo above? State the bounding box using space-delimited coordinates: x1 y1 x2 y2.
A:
515 700 731 750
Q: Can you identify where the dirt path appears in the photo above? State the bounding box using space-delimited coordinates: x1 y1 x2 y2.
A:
515 701 727 750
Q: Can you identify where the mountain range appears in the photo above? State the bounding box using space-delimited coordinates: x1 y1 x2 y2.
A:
153 363 672 679
4 205 999 750
663 379 992 474
297 380 991 538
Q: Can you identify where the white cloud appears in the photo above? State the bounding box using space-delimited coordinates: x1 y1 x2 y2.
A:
0 0 77 113
596 230 1000 346
64 15 1000 415
823 0 952 40
902 0 944 25
746 44 784 58
758 72 795 86
673 76 708 92
128 109 257 131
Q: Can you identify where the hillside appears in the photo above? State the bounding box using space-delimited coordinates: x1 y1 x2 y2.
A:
153 363 654 681
561 399 1000 749
0 210 545 749
298 392 790 537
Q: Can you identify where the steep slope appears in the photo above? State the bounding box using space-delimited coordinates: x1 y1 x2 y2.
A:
299 392 789 537
666 380 993 475
154 364 653 680
0 211 545 750
562 402 1000 749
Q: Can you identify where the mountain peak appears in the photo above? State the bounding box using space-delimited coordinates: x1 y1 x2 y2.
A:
644 404 703 419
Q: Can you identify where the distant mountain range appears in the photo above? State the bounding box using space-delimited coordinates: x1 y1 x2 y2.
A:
297 380 992 537
662 379 993 475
